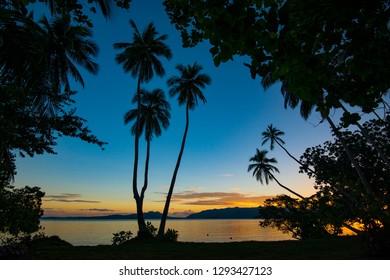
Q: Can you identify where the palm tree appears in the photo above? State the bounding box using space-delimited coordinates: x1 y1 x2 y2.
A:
124 88 170 219
262 73 373 196
248 149 304 199
249 149 363 235
261 124 316 174
158 63 211 236
114 20 171 237
0 13 100 182
38 15 99 93
0 14 99 94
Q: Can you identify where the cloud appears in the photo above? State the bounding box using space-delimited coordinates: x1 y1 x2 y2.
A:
79 208 115 212
44 193 100 203
185 200 232 206
45 193 81 199
220 173 234 177
160 191 273 207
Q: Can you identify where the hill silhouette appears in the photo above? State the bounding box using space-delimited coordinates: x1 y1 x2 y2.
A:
186 207 259 219
42 207 260 220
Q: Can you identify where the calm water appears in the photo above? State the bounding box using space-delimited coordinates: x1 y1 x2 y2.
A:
40 219 293 246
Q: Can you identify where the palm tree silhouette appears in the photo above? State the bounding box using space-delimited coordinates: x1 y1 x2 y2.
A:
0 14 99 115
124 88 170 218
261 74 373 195
0 12 100 183
39 15 99 92
114 20 172 237
158 63 211 236
261 124 316 174
248 149 304 199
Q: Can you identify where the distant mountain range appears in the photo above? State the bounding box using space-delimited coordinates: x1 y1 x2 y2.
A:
42 207 260 220
186 207 259 219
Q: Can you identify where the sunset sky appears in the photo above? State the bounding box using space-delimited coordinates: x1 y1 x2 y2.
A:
14 0 346 217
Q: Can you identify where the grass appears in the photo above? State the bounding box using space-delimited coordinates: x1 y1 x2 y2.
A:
18 236 370 260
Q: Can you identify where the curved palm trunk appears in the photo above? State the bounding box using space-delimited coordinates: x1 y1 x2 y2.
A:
158 104 190 236
340 104 390 169
140 138 151 201
269 173 363 235
133 76 148 237
326 116 373 195
275 140 317 175
268 173 305 199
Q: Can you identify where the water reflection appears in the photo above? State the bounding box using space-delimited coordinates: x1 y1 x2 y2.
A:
41 219 293 246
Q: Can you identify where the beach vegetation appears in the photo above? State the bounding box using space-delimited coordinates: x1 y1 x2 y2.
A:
112 230 133 246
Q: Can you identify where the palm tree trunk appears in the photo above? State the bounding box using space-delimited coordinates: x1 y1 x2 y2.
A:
140 138 150 200
270 173 363 235
326 116 373 195
340 104 390 169
275 140 317 175
158 104 190 237
268 173 305 199
133 76 147 236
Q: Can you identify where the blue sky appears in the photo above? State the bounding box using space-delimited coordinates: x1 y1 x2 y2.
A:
14 0 340 217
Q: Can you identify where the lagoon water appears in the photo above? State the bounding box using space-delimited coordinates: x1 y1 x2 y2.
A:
41 219 293 246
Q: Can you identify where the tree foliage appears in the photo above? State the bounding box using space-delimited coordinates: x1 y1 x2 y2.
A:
259 194 344 240
0 1 120 184
1 0 132 27
260 117 389 256
163 0 390 116
0 185 44 237
299 117 390 230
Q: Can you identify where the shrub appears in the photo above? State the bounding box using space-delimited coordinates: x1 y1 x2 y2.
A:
112 230 133 245
163 228 179 242
146 221 158 236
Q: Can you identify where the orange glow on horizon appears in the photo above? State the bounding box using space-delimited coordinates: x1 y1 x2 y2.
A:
42 193 272 217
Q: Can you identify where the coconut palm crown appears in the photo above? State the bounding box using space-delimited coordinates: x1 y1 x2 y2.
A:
167 63 211 109
124 88 171 141
114 20 172 83
248 149 279 185
261 124 285 151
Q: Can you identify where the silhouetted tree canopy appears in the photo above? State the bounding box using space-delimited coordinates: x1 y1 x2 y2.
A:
259 194 345 240
164 0 390 117
0 1 126 183
299 117 390 229
0 0 132 26
260 117 389 255
0 185 44 237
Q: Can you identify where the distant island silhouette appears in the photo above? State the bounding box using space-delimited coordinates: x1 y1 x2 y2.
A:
42 207 260 220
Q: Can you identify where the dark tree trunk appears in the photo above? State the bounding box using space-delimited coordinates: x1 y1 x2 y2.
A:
275 139 317 175
141 138 150 201
326 116 373 196
133 76 148 237
340 104 390 169
158 104 190 236
269 173 305 199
